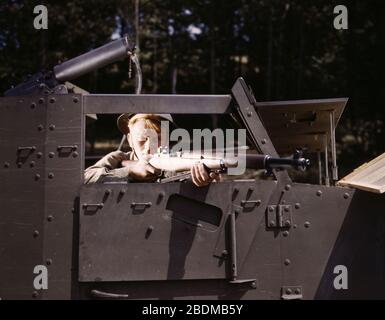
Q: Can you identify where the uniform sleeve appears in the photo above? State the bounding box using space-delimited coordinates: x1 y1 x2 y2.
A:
84 151 132 184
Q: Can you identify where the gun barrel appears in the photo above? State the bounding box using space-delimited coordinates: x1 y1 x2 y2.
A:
245 154 310 171
245 154 268 169
265 156 310 170
54 37 134 82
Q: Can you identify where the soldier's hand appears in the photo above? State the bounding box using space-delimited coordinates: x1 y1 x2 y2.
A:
124 159 161 182
191 162 219 187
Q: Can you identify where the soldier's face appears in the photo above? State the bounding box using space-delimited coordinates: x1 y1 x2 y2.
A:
128 119 161 160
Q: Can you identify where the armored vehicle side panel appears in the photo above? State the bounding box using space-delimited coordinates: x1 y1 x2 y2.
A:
1 84 384 300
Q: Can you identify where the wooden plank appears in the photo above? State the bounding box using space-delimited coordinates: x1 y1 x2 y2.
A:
347 153 385 182
339 152 385 182
337 181 383 194
357 165 385 184
337 152 385 193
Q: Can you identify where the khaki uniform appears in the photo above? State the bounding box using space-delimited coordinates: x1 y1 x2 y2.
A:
84 150 135 184
84 150 177 184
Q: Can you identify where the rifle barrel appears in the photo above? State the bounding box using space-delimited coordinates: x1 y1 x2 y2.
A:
245 154 310 171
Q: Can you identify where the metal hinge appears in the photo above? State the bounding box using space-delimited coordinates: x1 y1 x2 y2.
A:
266 205 292 228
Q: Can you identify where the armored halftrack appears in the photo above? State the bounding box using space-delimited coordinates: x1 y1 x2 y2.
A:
0 38 384 300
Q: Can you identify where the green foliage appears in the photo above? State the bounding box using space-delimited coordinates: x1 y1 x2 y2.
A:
0 0 384 173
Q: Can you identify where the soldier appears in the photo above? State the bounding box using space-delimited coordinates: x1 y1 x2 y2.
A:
84 113 219 186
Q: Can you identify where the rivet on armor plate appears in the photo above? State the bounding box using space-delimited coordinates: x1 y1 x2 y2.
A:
286 288 292 295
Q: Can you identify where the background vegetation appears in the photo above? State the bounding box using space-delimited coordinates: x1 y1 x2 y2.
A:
1 0 384 177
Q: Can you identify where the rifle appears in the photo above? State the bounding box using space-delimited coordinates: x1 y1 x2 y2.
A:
146 150 310 183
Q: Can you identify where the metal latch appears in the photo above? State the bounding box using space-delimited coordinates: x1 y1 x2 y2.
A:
266 205 292 228
131 202 152 210
82 203 104 210
82 203 104 215
17 146 36 158
57 145 78 151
